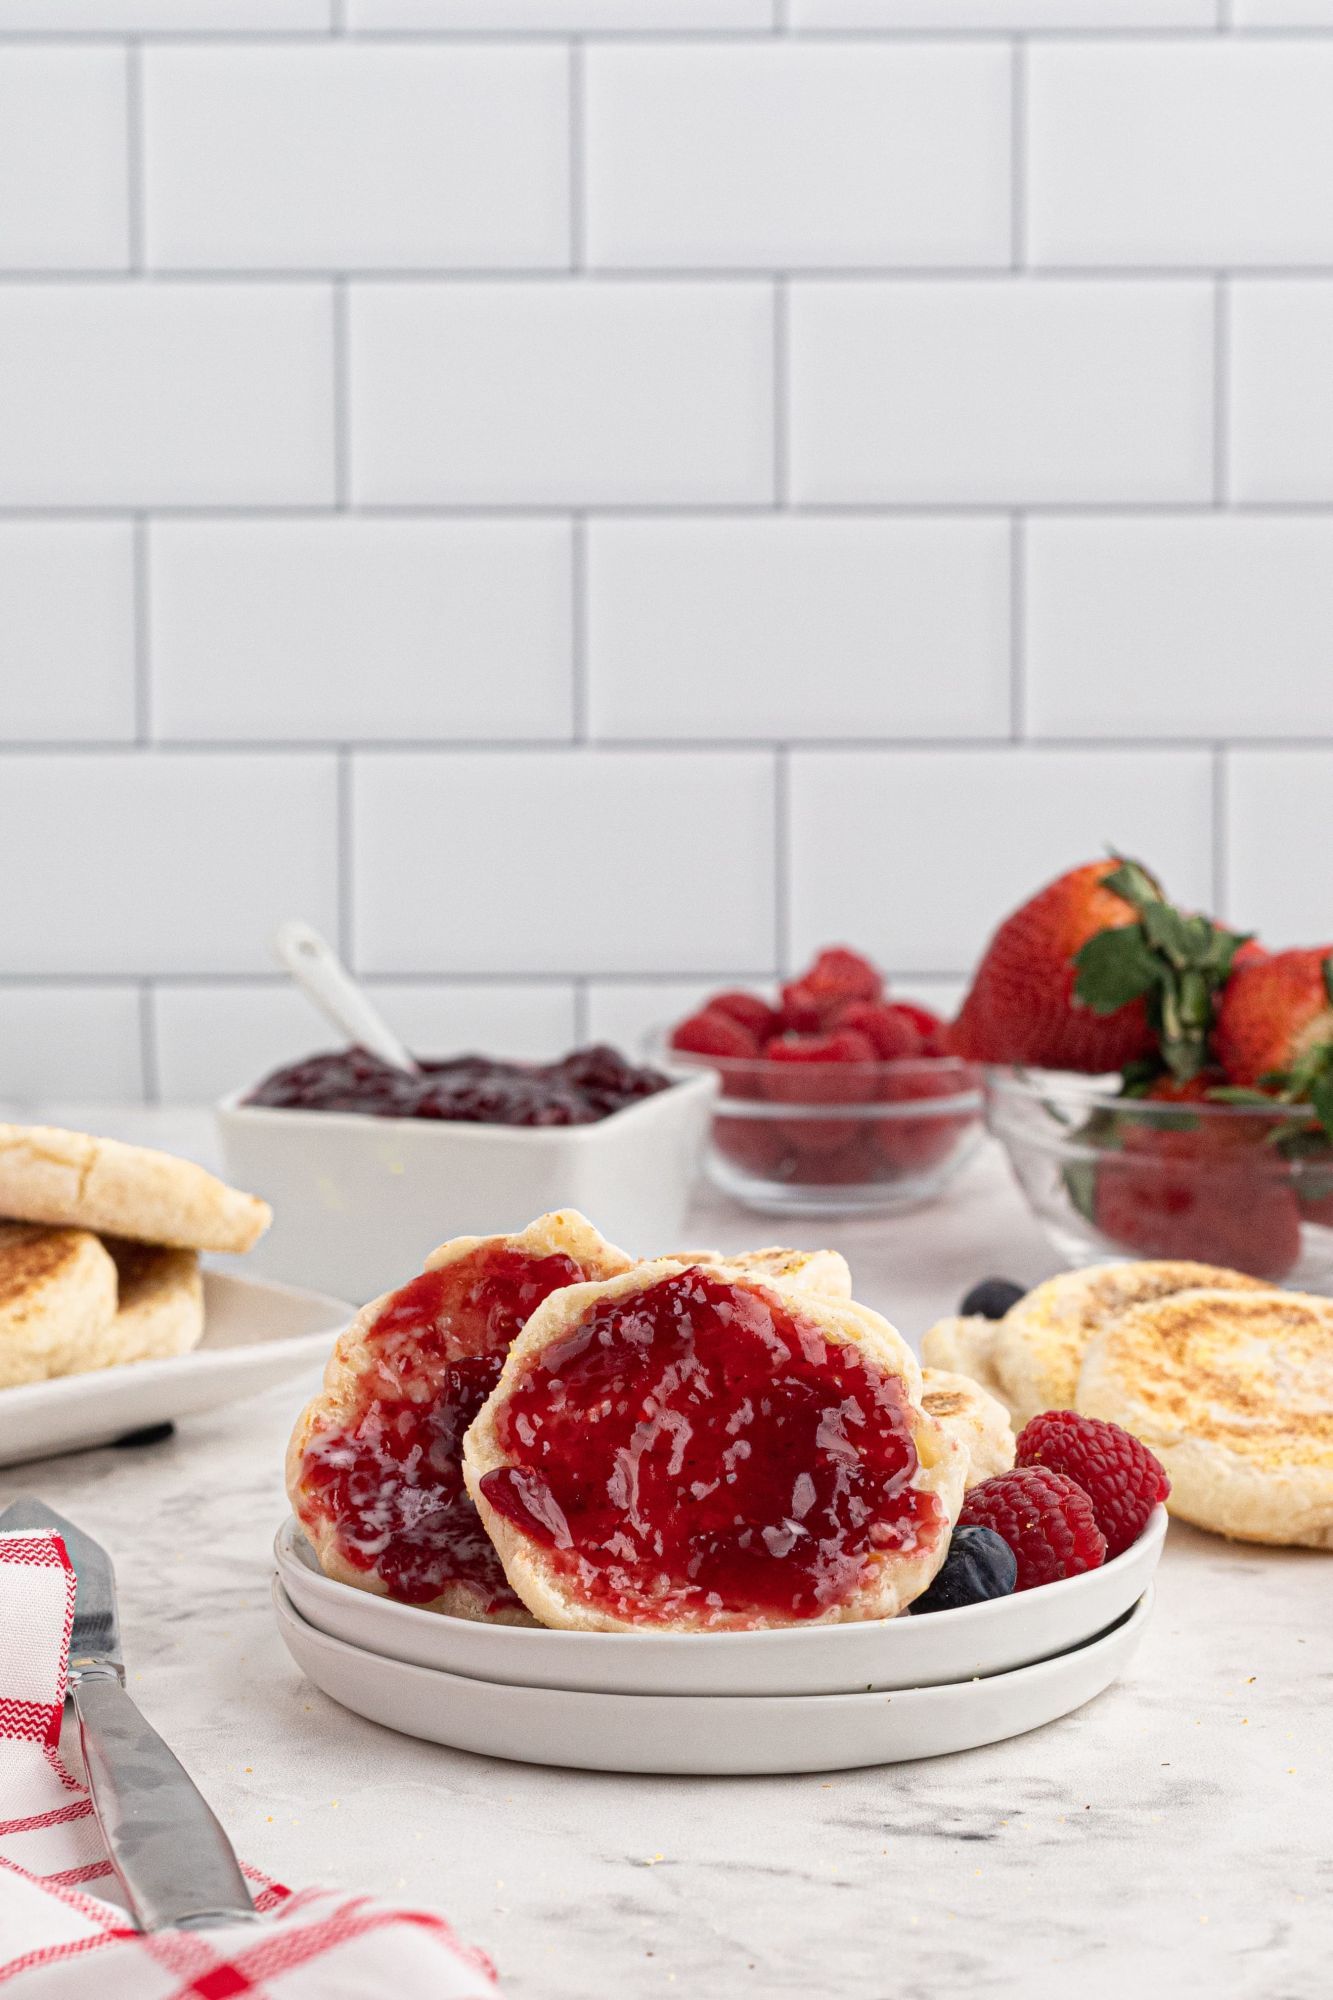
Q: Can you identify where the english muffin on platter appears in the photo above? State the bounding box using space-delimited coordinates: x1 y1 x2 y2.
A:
0 1124 270 1254
993 1262 1269 1428
920 1368 1016 1490
1076 1287 1333 1549
920 1313 1013 1412
0 1224 118 1389
464 1260 965 1633
101 1240 205 1369
287 1211 632 1624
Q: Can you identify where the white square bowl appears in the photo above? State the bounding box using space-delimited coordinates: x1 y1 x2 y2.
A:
216 1067 716 1303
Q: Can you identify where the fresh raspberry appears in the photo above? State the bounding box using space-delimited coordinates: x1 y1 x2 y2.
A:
780 948 882 1029
670 1010 759 1060
761 1028 878 1158
1015 1411 1170 1559
704 989 783 1042
958 1469 1107 1592
832 1000 923 1061
892 1002 949 1057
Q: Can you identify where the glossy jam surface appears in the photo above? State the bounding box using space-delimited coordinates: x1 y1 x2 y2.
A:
298 1248 584 1611
479 1268 938 1625
247 1043 669 1126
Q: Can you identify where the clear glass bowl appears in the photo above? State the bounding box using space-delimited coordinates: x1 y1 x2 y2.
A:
987 1067 1333 1288
649 1035 984 1218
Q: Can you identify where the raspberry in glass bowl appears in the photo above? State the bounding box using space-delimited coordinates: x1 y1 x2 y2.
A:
651 951 983 1217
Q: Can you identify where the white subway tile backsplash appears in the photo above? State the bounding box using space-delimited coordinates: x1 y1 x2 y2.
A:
351 0 771 20
1233 0 1333 19
350 282 773 506
1230 283 1333 503
0 753 338 975
0 50 127 271
587 516 1010 741
789 749 1215 975
0 523 135 743
150 518 572 742
154 981 578 1100
1027 516 1333 740
0 285 333 507
1029 42 1333 267
793 0 1212 20
0 987 143 1102
144 46 568 273
352 751 776 975
789 279 1213 505
0 2 327 23
584 43 1009 271
1225 752 1333 944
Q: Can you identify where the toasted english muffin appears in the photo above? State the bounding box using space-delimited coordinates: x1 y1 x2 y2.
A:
100 1239 204 1369
921 1367 1016 1489
0 1124 269 1254
920 1313 1013 1413
287 1211 632 1624
464 1259 966 1633
665 1244 853 1298
1077 1287 1333 1549
0 1224 118 1388
994 1262 1269 1429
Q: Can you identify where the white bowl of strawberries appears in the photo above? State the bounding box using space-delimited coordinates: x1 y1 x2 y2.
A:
653 947 983 1217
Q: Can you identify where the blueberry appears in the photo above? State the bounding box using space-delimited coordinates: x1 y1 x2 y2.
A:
912 1526 1017 1614
959 1277 1026 1321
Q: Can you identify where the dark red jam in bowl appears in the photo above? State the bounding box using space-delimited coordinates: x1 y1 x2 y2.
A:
297 1246 585 1613
246 1044 670 1127
478 1267 940 1626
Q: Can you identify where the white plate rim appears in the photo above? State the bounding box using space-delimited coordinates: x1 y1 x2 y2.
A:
276 1503 1167 1657
272 1574 1155 1711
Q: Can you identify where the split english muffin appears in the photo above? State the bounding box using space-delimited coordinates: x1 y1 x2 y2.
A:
287 1211 632 1625
0 1124 270 1255
1076 1287 1333 1550
464 1260 965 1633
663 1245 853 1298
920 1368 1016 1490
0 1224 119 1389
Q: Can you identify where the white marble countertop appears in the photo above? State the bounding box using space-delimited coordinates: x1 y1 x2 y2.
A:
2 1108 1328 2000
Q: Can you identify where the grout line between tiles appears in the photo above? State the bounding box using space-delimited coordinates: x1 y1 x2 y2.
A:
774 747 791 976
3 735 1333 755
772 277 789 507
1010 38 1026 273
332 280 351 509
568 40 585 272
1214 274 1229 507
1009 514 1025 742
131 516 151 745
124 42 145 274
337 751 354 967
1212 747 1229 917
572 979 590 1042
570 515 588 743
138 983 159 1104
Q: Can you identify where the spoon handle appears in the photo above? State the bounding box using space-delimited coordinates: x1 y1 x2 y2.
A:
271 920 418 1075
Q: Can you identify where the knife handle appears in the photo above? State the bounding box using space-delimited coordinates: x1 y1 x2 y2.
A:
72 1675 258 1933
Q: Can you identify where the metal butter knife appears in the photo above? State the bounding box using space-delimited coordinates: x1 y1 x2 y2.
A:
0 1497 258 1933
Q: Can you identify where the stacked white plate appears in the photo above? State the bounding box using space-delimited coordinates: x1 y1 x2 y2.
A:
272 1507 1164 1775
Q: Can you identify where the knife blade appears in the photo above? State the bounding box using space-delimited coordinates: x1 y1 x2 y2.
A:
0 1497 258 1933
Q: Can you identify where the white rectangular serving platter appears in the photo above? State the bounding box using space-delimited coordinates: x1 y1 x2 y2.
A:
0 1271 351 1467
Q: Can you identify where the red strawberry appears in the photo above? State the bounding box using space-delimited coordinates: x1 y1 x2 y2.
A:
762 1028 877 1158
780 947 882 1031
670 1010 759 1060
950 861 1156 1072
704 989 784 1043
1214 948 1333 1095
1088 1075 1302 1281
832 1000 923 1061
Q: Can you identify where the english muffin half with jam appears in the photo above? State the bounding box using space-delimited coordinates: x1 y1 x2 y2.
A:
287 1211 632 1624
464 1260 965 1633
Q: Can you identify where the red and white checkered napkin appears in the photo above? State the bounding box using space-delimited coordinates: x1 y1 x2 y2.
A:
0 1531 499 1998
